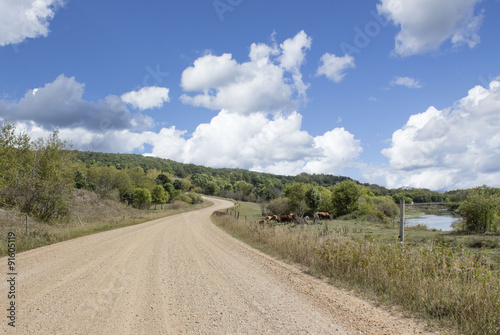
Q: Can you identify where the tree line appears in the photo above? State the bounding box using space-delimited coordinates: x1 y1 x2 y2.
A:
1 123 498 232
0 123 202 222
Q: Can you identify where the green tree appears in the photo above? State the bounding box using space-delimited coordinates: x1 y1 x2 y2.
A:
317 186 333 212
283 182 308 213
331 180 361 217
0 124 75 221
373 196 399 218
156 173 173 186
266 197 290 216
460 186 499 232
151 185 168 209
173 178 191 191
305 187 321 213
73 170 87 189
133 188 152 209
235 181 254 196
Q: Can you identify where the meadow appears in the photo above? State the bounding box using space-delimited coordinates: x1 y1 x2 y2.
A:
213 201 500 335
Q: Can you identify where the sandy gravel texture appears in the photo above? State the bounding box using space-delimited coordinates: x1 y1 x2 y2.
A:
1 197 440 334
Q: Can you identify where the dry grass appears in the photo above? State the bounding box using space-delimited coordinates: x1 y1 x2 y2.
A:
213 211 500 335
0 189 211 256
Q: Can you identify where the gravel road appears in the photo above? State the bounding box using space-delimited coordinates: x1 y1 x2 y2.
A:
1 197 439 334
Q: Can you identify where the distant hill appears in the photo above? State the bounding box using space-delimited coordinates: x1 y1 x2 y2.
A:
74 150 351 188
74 150 449 203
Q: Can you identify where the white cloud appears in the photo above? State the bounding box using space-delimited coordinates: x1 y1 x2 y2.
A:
121 86 170 110
316 53 355 83
0 0 65 46
303 128 363 174
2 31 363 177
377 0 484 57
0 75 153 131
180 31 313 115
279 30 312 99
10 108 362 177
390 76 422 88
372 78 500 190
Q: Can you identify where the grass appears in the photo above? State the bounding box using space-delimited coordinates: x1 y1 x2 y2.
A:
0 189 212 256
213 201 500 335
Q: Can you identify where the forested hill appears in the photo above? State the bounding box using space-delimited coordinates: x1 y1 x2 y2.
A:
74 151 351 189
74 150 451 203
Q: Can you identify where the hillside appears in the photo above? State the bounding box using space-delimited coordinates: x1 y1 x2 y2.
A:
75 150 451 203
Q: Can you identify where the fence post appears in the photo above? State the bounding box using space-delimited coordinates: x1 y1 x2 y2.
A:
399 200 405 242
26 215 28 235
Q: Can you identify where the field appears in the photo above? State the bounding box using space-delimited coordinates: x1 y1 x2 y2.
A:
0 189 212 256
214 201 500 335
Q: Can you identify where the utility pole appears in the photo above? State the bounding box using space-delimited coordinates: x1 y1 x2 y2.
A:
399 199 405 242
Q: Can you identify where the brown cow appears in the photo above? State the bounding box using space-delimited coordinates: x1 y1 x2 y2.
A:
313 212 331 222
265 216 273 221
318 212 331 219
258 219 266 225
271 215 279 222
280 214 294 222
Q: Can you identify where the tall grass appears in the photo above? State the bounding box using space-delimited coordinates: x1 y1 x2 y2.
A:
213 212 500 335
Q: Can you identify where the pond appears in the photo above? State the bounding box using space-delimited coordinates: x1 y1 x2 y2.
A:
405 213 462 231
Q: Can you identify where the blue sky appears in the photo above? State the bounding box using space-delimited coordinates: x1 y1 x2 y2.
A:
1 0 500 191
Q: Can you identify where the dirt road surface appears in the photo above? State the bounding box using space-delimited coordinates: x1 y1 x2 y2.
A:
1 197 439 334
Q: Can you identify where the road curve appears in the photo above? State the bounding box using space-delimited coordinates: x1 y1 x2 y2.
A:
1 197 437 334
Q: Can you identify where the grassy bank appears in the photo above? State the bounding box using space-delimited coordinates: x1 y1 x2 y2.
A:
213 202 500 335
0 189 212 256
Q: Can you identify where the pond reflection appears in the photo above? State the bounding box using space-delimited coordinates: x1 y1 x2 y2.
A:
405 213 462 231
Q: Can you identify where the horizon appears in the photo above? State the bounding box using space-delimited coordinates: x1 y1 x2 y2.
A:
1 0 499 192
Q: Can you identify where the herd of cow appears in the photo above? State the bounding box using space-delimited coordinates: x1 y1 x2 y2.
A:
258 212 332 225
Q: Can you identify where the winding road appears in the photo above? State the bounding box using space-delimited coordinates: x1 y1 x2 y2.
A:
1 197 438 334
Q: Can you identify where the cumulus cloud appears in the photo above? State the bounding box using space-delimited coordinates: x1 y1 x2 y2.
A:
279 30 312 99
377 0 484 57
2 31 363 177
316 53 355 83
390 76 422 88
0 0 65 46
372 78 500 190
180 31 312 115
0 75 153 131
121 86 170 110
11 108 363 176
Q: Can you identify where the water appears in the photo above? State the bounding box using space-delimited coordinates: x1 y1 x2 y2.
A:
405 214 462 231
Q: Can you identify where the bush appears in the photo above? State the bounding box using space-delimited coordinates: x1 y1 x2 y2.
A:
132 188 152 209
460 186 500 232
0 124 75 222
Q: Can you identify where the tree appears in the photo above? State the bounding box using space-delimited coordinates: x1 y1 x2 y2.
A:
331 180 361 217
266 198 290 216
156 173 173 186
283 182 308 213
173 178 190 191
0 124 75 221
305 187 321 213
373 196 399 218
133 188 152 209
151 185 168 209
460 186 499 232
73 170 87 189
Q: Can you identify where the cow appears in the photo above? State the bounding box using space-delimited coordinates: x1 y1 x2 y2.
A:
280 214 294 223
313 212 331 223
258 219 266 225
265 216 273 221
271 215 279 222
